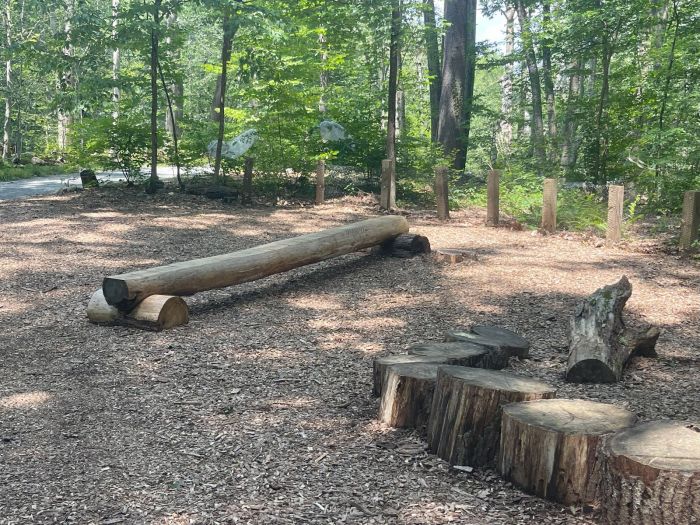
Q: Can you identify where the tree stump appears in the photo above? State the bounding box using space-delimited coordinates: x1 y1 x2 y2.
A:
432 249 476 264
87 289 189 331
427 366 556 467
409 341 506 370
381 233 431 258
498 399 637 505
567 276 633 383
378 363 440 429
445 325 530 362
600 420 700 525
373 354 449 397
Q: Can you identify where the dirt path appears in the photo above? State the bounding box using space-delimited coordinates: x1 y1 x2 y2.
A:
1 188 698 524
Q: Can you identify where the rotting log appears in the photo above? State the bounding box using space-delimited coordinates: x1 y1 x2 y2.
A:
103 216 409 310
87 289 189 331
380 233 431 258
498 399 637 505
373 355 450 397
427 366 556 467
409 341 506 370
600 420 700 525
566 276 632 383
378 363 439 429
629 325 660 358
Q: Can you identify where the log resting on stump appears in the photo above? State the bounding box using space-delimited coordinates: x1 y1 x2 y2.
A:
102 216 409 310
409 341 507 370
498 399 637 505
567 276 633 383
427 366 556 467
378 363 440 429
87 289 189 331
373 355 450 397
600 420 700 525
380 233 431 258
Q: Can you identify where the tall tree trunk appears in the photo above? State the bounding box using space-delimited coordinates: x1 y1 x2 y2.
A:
210 18 235 124
111 0 120 120
423 0 441 142
57 0 74 153
461 0 477 166
560 60 583 174
497 7 515 157
541 1 556 162
385 0 400 162
515 0 546 174
164 12 182 138
319 30 328 113
213 10 237 179
437 0 467 168
3 0 12 160
147 0 161 194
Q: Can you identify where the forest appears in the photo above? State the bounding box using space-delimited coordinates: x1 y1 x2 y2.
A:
1 0 699 223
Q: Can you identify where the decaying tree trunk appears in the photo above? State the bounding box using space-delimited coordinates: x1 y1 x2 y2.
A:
378 363 439 428
566 276 632 383
600 420 700 525
427 366 555 466
380 233 431 258
498 399 637 505
409 341 505 370
87 289 189 331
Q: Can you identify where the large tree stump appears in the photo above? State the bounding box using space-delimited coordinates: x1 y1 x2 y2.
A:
498 399 637 505
87 289 189 331
378 363 440 429
445 325 530 362
409 341 506 370
373 354 450 397
427 367 556 467
600 420 700 525
380 233 431 258
567 276 633 383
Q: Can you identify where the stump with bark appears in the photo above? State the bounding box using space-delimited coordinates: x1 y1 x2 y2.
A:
381 233 431 258
409 341 506 370
87 289 189 331
378 363 440 429
600 420 700 525
427 366 556 467
373 354 450 397
498 399 637 505
445 325 530 364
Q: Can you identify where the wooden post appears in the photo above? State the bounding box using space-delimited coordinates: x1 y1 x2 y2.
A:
241 157 254 205
679 190 700 250
606 185 624 244
380 159 396 210
315 159 325 205
486 170 500 226
435 165 449 220
541 178 557 232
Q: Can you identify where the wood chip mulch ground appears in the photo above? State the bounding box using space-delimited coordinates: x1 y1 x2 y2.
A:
1 187 698 525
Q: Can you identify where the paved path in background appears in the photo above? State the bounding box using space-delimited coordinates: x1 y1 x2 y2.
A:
0 167 181 201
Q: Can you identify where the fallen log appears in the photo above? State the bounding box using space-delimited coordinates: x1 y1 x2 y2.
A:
87 289 189 331
427 366 556 467
600 420 700 525
498 399 637 505
103 216 409 310
378 363 439 429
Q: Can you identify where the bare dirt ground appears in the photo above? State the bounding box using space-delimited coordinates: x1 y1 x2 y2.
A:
1 188 698 525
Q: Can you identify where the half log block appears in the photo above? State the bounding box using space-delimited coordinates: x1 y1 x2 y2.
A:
600 420 700 525
87 289 189 331
567 276 632 383
409 341 506 370
378 363 439 429
381 233 431 258
427 367 556 467
103 216 409 310
498 399 637 505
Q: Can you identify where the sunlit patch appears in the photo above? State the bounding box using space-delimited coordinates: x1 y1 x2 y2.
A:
0 391 52 409
287 296 344 311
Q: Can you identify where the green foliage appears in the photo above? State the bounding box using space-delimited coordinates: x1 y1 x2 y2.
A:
0 163 69 182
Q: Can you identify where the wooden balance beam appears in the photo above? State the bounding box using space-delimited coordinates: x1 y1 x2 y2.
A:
97 216 412 321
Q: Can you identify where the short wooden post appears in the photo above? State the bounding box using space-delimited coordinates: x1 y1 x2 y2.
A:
241 157 254 205
541 178 557 232
486 170 500 226
679 190 700 250
606 185 624 244
315 159 325 205
435 165 449 220
380 159 396 210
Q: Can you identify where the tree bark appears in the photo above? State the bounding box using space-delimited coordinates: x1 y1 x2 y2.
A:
164 12 182 138
147 0 161 194
423 0 441 142
461 0 477 163
497 7 515 155
111 0 120 120
560 60 583 173
379 363 439 428
380 233 431 257
499 399 637 505
87 289 189 331
373 355 450 397
3 0 12 159
57 0 74 153
541 1 556 161
213 10 237 179
385 0 400 165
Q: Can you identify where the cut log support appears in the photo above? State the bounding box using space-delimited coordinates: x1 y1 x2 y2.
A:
373 354 449 397
87 289 189 331
103 216 409 310
600 420 700 525
381 233 431 258
427 367 556 467
498 399 637 505
409 341 507 370
378 363 439 429
433 248 476 264
567 276 632 383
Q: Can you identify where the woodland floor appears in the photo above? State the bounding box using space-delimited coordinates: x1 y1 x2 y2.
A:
1 187 699 525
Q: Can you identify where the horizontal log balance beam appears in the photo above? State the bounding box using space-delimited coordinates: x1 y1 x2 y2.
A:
102 216 411 311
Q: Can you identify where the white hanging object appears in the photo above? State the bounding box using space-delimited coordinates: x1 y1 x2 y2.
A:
319 120 346 142
207 129 259 160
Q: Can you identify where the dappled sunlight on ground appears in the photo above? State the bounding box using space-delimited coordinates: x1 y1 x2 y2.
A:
0 391 53 409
